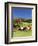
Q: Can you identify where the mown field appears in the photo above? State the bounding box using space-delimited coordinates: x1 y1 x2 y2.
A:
11 22 32 37
13 30 32 37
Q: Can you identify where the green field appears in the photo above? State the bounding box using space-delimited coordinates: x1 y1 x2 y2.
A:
11 22 32 37
13 30 32 37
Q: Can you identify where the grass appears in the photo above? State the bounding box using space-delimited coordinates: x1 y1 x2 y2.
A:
13 30 32 37
11 22 32 37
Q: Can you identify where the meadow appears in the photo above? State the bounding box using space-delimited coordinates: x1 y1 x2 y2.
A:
11 19 32 37
13 30 32 37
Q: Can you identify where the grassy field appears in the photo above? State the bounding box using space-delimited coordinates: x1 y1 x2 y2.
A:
13 30 32 37
11 22 32 37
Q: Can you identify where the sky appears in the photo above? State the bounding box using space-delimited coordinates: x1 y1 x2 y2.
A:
12 7 32 19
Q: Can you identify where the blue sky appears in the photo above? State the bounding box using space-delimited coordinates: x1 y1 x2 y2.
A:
12 7 32 19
